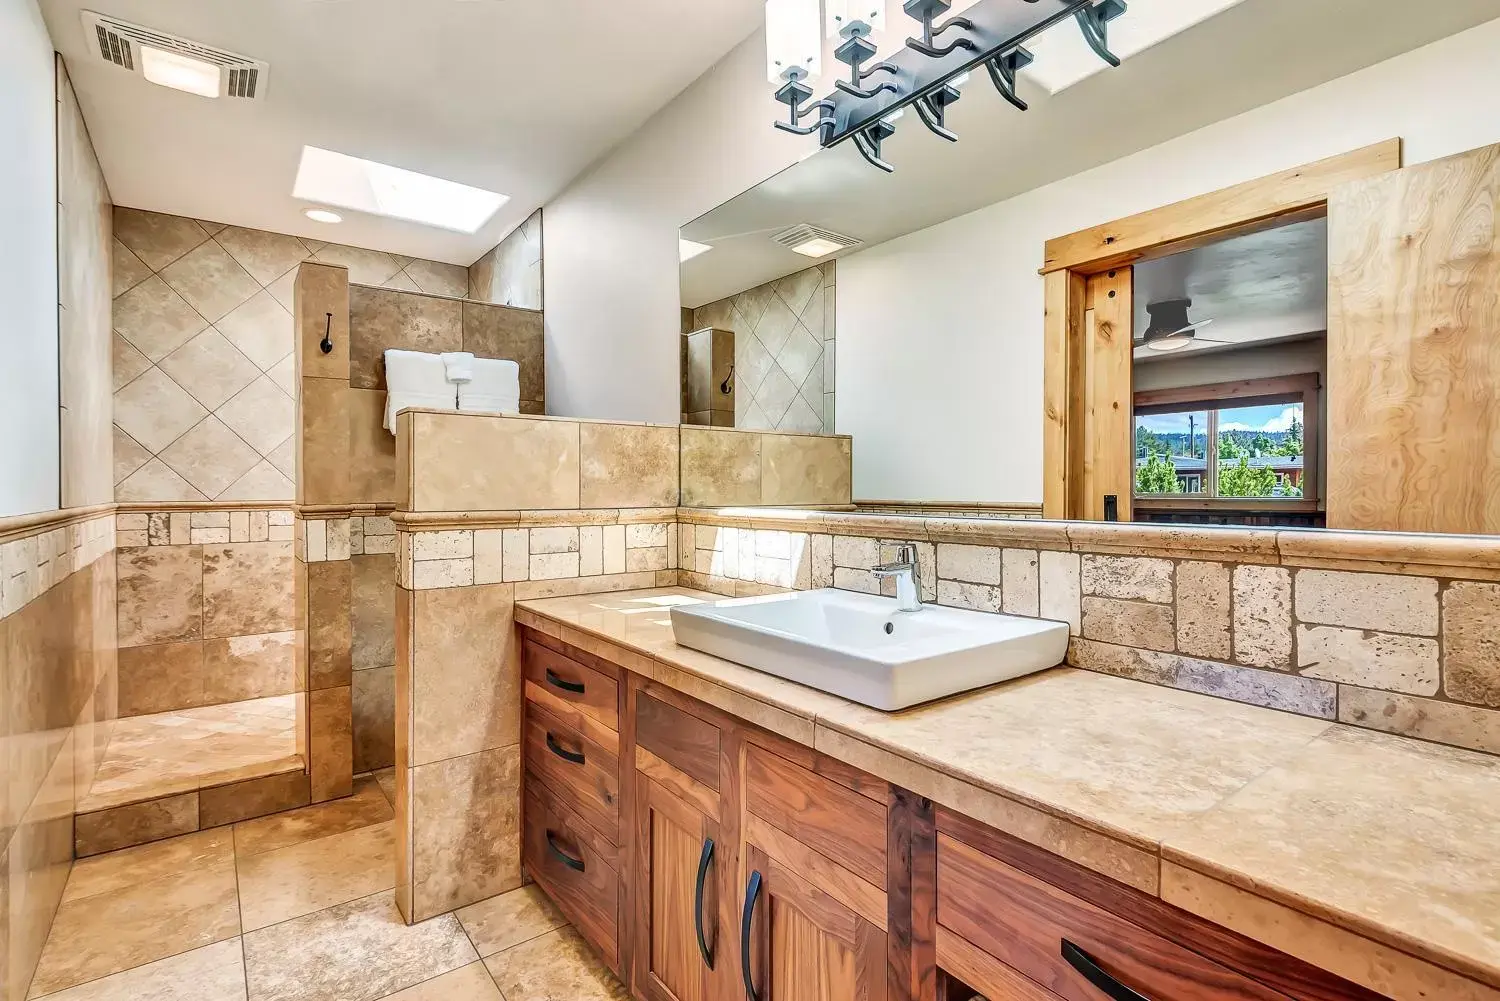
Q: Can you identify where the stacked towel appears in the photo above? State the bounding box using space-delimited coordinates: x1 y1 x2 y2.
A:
384 349 458 430
458 358 521 415
440 352 475 383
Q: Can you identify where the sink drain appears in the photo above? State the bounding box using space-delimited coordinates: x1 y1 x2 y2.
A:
884 621 894 635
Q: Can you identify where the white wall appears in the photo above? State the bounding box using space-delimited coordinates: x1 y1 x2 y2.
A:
0 0 59 516
542 28 815 422
838 16 1500 503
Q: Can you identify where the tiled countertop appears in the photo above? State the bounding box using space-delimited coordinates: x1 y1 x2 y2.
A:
514 588 1500 1001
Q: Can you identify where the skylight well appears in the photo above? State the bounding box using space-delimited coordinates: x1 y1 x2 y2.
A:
292 146 508 234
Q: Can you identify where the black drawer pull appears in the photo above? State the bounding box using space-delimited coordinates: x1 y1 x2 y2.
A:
1062 940 1152 1001
545 668 586 694
694 837 716 970
545 830 586 872
545 732 585 765
741 869 762 1001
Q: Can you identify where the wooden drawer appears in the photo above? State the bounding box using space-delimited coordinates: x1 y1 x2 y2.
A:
523 638 619 732
634 691 720 792
524 701 619 842
937 833 1295 1001
744 743 887 889
523 784 620 973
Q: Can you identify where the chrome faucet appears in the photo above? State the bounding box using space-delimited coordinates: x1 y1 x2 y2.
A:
873 544 924 613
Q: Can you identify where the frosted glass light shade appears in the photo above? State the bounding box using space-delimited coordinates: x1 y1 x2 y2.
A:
766 0 822 83
825 0 886 39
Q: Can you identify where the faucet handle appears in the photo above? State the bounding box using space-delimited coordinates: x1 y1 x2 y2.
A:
895 543 918 564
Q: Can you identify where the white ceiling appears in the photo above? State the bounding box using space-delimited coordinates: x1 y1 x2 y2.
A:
1133 216 1327 361
680 0 1500 307
43 0 764 265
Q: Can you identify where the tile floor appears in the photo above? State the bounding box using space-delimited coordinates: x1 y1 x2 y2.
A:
80 695 302 812
27 770 628 1001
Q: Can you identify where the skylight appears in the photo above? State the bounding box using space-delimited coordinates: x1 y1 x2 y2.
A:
1021 0 1248 94
679 238 714 262
292 146 508 234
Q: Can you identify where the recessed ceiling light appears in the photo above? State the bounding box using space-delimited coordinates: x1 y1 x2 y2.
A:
304 208 342 224
292 146 508 234
1021 0 1249 94
679 239 713 263
140 45 220 98
790 237 843 258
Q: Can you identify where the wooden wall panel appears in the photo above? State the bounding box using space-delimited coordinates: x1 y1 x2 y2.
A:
1327 143 1500 534
1083 269 1134 522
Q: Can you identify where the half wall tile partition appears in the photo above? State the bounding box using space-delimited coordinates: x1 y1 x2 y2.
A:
679 425 853 508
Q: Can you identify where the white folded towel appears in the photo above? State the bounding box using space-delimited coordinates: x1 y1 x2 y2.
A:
457 358 521 415
440 352 475 384
384 349 458 431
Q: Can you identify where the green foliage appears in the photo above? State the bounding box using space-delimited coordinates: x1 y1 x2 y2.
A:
1275 416 1304 458
1136 452 1181 494
1218 433 1247 459
1218 457 1279 497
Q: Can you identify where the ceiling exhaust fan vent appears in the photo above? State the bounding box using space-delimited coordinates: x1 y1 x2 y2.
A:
80 11 270 99
772 224 861 254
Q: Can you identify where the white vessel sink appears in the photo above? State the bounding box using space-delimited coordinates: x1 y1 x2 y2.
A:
669 589 1069 711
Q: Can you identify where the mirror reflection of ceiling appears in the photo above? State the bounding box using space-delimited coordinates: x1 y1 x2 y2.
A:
1132 216 1327 362
680 0 1500 308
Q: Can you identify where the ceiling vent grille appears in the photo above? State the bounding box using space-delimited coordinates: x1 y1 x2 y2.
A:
772 224 861 253
80 10 270 99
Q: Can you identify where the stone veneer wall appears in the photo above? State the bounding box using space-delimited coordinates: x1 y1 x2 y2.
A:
0 513 117 1001
678 511 1500 759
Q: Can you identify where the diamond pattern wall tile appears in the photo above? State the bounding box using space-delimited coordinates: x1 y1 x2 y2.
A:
774 267 823 318
113 366 209 453
112 333 152 392
196 219 228 237
216 376 295 455
159 330 261 410
215 226 312 285
780 394 823 433
266 269 298 311
216 289 294 370
267 355 296 397
113 207 210 271
735 332 773 402
112 425 152 485
755 295 798 357
776 323 821 389
218 459 294 501
113 276 208 361
158 415 261 498
160 240 261 322
381 271 422 293
313 244 400 285
798 352 824 403
798 284 825 340
756 366 799 426
735 286 772 329
266 435 295 478
112 238 152 297
404 260 468 297
116 457 208 502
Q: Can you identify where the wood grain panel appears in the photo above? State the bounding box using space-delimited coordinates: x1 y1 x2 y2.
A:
525 703 619 842
741 727 890 804
887 788 937 1001
636 776 715 1001
745 744 888 888
636 745 720 820
1084 267 1133 522
524 638 620 731
523 785 620 972
936 924 1064 1001
1328 142 1500 534
746 814 887 932
1043 140 1401 273
637 692 720 792
525 679 617 751
1043 269 1089 519
938 833 1294 1001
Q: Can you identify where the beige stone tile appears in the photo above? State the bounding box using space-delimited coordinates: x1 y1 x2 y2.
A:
411 531 474 561
241 890 476 1001
349 388 397 505
377 962 502 1001
602 525 626 575
1232 564 1292 669
203 631 298 704
159 329 260 411
159 416 262 499
215 226 311 285
680 427 761 507
112 276 209 362
115 458 210 503
1081 597 1175 651
31 938 247 1001
936 579 1002 613
410 746 523 921
117 546 203 646
64 829 233 903
237 821 395 930
374 767 398 805
112 332 152 392
217 376 296 458
28 860 239 996
1037 549 1080 634
461 300 544 404
1339 687 1500 756
352 555 396 671
455 884 566 958
1295 569 1439 636
161 239 262 323
579 524 604 576
202 542 294 640
112 425 153 487
483 928 627 1001
411 558 474 589
760 432 850 506
232 776 391 859
199 770 310 828
1001 549 1040 616
112 235 154 296
118 639 205 715
578 423 679 508
220 461 294 503
74 794 199 858
404 259 468 297
529 552 580 581
315 244 402 286
409 412 580 511
1080 555 1173 603
1296 625 1439 695
299 378 350 506
112 207 209 271
306 560 352 690
936 543 1001 586
348 286 462 389
1442 581 1500 707
409 585 518 764
309 686 353 803
353 665 396 773
215 289 295 374
1175 561 1231 660
113 366 210 454
295 263 350 382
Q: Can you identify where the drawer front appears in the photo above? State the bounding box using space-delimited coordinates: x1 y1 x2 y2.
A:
524 639 619 732
937 834 1293 1001
635 691 720 792
524 702 620 842
745 744 887 889
524 784 620 972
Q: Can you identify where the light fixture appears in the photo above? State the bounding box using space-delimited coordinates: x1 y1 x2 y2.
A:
304 208 342 224
765 0 822 85
679 238 713 262
140 46 220 98
292 146 508 233
790 237 844 258
825 0 885 40
773 223 861 258
1137 298 1219 352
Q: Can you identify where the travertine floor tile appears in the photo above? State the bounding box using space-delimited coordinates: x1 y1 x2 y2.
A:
63 829 235 903
372 767 397 805
237 822 396 930
483 928 627 1001
456 884 566 957
233 776 392 858
375 963 502 1001
30 939 246 1001
29 863 240 996
242 891 475 1001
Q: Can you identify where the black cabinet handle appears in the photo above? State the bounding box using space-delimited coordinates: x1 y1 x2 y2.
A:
740 869 762 1001
1062 940 1152 1001
694 837 716 970
545 830 586 872
545 732 585 765
545 668 586 694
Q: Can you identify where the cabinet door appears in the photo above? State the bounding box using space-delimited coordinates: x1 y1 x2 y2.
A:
740 843 887 1001
634 773 720 1001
